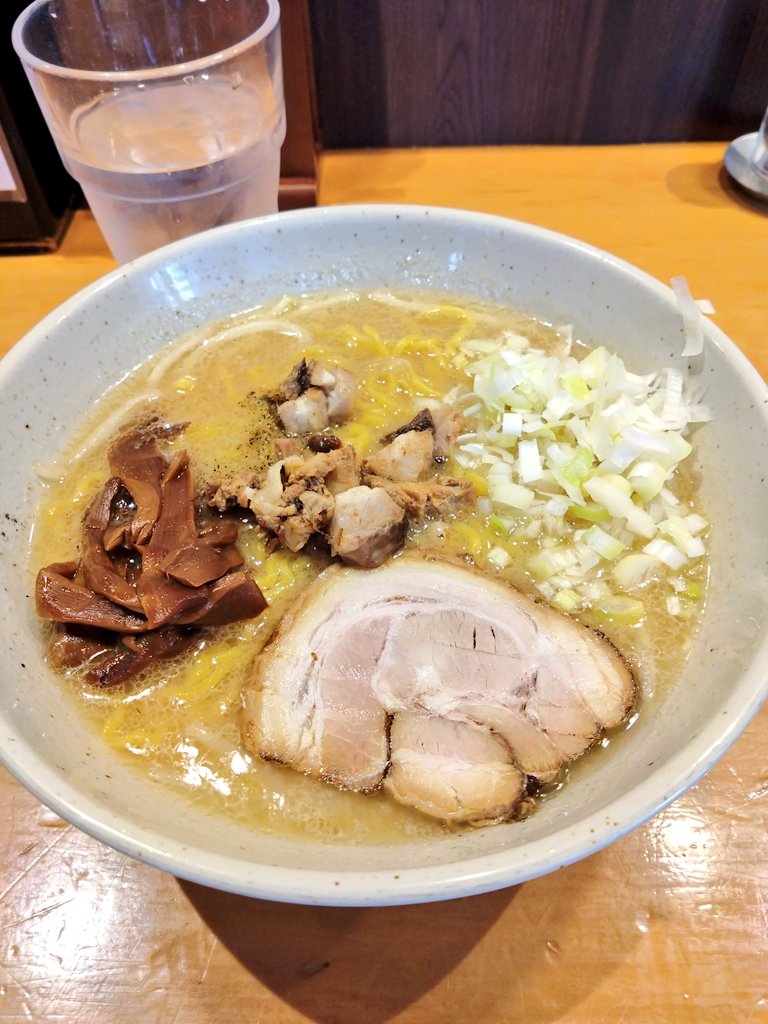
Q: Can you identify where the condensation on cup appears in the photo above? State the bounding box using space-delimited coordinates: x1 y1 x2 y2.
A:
13 0 285 263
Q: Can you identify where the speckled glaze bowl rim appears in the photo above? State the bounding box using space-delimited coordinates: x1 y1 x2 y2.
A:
2 204 768 906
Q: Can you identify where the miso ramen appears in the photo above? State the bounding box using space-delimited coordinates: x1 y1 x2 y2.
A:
30 289 708 842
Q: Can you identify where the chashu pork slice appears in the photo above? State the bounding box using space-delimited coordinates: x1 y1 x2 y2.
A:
243 557 635 824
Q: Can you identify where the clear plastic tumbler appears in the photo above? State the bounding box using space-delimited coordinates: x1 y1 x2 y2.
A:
12 0 285 263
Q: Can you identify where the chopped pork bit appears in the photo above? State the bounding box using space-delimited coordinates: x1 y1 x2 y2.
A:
205 471 261 512
287 445 360 495
323 367 355 423
277 481 335 552
277 387 328 434
272 360 355 433
363 429 434 482
274 436 301 460
240 462 288 533
244 557 635 824
383 408 434 441
381 405 463 460
209 445 361 553
328 485 407 568
273 358 311 402
308 362 336 390
430 404 464 459
363 474 475 520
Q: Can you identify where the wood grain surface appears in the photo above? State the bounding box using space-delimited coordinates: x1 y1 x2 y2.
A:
1 143 767 1023
309 0 768 147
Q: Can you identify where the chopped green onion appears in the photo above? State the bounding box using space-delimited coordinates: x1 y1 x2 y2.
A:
552 588 583 612
612 552 661 590
567 503 612 523
456 326 709 612
591 596 646 626
488 545 511 569
584 525 627 560
561 447 594 486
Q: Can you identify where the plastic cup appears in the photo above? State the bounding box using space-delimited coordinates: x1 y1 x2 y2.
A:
12 0 285 263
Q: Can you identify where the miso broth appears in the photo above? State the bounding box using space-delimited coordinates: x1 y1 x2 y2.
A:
30 290 707 842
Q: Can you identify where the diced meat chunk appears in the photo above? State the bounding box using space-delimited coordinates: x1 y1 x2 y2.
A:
308 362 336 390
274 436 300 460
272 360 355 433
430 404 464 459
205 471 261 513
363 474 475 519
328 486 407 568
363 429 434 482
274 359 311 401
278 483 335 552
323 367 355 422
208 445 361 554
380 406 462 461
276 387 328 434
284 445 359 495
244 557 635 824
383 409 434 440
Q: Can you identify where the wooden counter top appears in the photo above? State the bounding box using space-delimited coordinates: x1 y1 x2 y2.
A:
1 143 767 1023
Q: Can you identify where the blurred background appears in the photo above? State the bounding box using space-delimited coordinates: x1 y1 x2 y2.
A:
309 0 768 147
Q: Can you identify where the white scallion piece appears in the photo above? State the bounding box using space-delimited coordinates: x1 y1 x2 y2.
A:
671 276 705 357
643 537 688 570
488 546 511 569
517 439 543 482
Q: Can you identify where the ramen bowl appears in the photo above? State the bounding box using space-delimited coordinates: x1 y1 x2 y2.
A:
1 206 767 906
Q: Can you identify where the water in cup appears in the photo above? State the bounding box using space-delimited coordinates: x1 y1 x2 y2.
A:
66 77 284 262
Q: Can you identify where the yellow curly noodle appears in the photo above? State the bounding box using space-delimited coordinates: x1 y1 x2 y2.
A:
102 640 246 756
38 464 109 561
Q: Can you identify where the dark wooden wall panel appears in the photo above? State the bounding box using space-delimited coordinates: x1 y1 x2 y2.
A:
309 0 768 147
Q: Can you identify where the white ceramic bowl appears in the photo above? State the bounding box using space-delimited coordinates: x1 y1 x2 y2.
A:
1 206 767 906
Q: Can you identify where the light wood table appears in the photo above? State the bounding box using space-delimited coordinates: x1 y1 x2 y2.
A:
1 144 766 1024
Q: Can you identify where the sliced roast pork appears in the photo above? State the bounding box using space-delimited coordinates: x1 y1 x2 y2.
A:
243 557 635 825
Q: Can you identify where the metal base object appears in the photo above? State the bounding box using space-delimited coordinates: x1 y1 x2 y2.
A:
723 132 768 202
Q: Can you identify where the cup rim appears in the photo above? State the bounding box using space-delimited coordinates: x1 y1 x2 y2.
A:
12 0 280 82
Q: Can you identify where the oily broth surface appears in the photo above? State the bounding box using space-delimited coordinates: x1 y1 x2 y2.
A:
30 289 704 843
